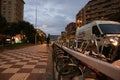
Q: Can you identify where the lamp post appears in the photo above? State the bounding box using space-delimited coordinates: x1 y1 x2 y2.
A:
35 6 37 44
35 31 37 44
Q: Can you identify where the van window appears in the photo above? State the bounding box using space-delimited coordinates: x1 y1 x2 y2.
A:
99 24 120 34
92 26 100 36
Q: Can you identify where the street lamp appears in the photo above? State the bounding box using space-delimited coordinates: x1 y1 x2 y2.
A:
35 30 37 44
35 6 37 44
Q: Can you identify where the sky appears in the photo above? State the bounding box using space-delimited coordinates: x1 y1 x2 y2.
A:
24 0 89 35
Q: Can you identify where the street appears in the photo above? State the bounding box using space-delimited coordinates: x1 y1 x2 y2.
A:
0 44 53 80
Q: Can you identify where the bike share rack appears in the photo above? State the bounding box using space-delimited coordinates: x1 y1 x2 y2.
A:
53 44 85 80
52 43 120 80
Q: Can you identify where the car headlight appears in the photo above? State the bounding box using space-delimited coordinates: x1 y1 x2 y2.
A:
109 38 119 46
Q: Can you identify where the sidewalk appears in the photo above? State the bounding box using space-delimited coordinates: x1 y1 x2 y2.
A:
0 44 53 80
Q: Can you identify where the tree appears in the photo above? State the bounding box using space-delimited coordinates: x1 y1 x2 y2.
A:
0 15 8 34
46 34 50 44
0 17 37 43
17 21 36 43
4 23 18 36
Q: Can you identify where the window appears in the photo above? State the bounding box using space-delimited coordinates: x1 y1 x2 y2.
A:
3 0 7 4
2 7 6 10
99 24 120 34
8 1 11 4
2 11 6 14
92 26 101 36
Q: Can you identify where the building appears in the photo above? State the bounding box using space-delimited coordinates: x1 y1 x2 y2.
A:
36 28 46 37
0 0 25 23
61 31 66 41
65 22 76 40
76 8 86 28
35 28 46 43
50 35 59 41
76 0 120 27
0 0 1 14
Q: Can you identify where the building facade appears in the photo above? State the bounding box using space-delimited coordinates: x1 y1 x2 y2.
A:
76 0 120 27
50 35 59 41
0 0 1 14
76 8 86 28
65 22 76 40
0 0 25 23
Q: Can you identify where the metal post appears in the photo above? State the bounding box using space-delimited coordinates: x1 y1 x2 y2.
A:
35 6 37 44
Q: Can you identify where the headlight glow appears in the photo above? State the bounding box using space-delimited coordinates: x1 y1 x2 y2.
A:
112 41 118 46
109 38 118 46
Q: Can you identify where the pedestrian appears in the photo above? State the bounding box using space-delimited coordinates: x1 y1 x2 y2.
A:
47 36 50 46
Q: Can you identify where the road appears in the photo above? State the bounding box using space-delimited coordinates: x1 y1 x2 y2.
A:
0 44 53 80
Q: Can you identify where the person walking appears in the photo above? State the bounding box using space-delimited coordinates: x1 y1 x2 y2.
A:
46 34 50 47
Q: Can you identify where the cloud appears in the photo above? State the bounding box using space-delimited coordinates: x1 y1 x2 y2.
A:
24 0 89 35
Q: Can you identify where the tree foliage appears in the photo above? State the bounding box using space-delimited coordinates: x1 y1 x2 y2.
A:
17 21 36 43
0 16 37 43
4 23 18 36
0 15 8 34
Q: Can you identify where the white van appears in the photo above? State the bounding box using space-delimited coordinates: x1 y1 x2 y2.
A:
75 20 120 62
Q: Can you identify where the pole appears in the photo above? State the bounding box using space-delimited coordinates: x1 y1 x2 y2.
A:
35 6 37 44
35 6 37 28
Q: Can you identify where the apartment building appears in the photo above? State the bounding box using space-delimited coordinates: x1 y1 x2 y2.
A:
76 0 120 27
0 0 1 14
0 0 25 23
76 8 86 28
65 22 76 40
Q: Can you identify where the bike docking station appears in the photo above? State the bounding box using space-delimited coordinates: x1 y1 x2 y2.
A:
52 43 120 80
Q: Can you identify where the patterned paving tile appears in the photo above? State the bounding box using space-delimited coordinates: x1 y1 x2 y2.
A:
15 62 27 65
5 62 16 64
0 73 14 80
0 44 51 80
32 57 41 59
10 65 23 68
0 62 7 65
37 62 47 66
17 68 32 73
39 68 46 73
7 57 15 60
40 58 48 61
0 68 6 73
22 65 35 68
20 60 29 62
31 68 46 73
0 64 12 68
26 73 44 80
29 60 39 63
10 60 21 62
27 62 37 65
2 68 20 73
31 68 40 73
34 65 45 68
9 73 30 80
23 58 32 60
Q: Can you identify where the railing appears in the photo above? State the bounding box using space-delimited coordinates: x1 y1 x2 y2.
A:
53 43 120 80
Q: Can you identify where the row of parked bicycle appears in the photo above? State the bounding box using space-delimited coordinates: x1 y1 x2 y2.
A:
52 44 100 80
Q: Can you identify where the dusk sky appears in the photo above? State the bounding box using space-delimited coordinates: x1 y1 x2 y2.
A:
24 0 89 35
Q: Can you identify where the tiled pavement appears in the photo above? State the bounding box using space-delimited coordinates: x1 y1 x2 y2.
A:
0 44 53 80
